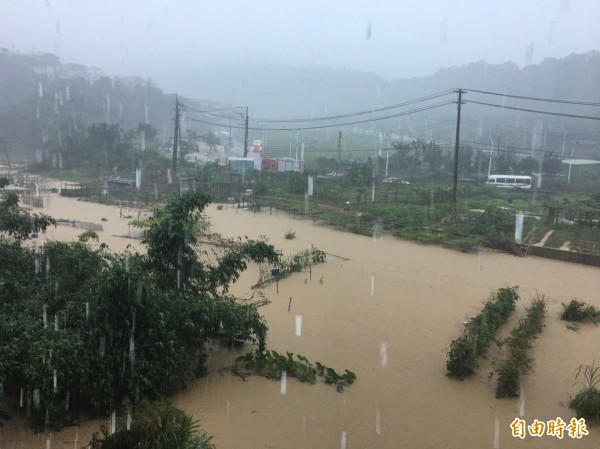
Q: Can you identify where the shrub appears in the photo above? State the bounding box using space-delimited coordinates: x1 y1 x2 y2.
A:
446 286 519 379
93 401 215 449
284 231 296 240
561 299 600 325
494 297 546 398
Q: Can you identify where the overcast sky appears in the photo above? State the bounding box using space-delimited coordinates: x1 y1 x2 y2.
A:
2 0 600 90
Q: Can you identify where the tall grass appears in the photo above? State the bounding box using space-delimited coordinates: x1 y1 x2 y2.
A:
494 296 546 398
570 362 600 424
446 286 519 379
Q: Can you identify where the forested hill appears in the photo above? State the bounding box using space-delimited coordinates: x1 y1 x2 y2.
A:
1 50 599 161
170 52 600 117
0 52 225 160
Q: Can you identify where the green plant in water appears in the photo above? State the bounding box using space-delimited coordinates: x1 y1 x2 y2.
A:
494 296 546 398
570 361 600 424
93 401 215 449
284 231 296 240
446 286 519 379
561 299 600 325
236 350 356 392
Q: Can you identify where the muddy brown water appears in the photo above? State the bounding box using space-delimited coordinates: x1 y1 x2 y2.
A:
2 193 599 449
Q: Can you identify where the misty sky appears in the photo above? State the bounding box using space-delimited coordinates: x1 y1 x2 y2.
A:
2 0 600 91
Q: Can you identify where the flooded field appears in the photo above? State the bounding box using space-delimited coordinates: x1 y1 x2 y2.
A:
2 193 599 449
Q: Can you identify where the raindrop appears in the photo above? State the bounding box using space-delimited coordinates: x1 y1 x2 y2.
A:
136 168 142 191
129 335 135 375
477 246 486 272
167 169 173 184
125 252 130 272
43 304 47 328
65 391 70 411
85 301 89 319
20 387 24 407
53 370 57 392
380 341 388 367
177 269 181 289
226 400 231 424
38 82 43 97
370 273 375 296
99 335 106 357
440 18 447 42
375 408 382 435
46 437 51 449
493 417 500 449
514 212 524 244
65 85 70 101
46 255 51 276
372 220 382 241
518 389 525 417
280 371 287 395
33 389 40 409
295 315 302 336
54 314 58 331
111 410 116 434
127 405 132 430
340 431 347 449
35 257 40 274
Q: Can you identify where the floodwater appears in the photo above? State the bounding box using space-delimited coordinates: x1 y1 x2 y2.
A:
2 191 600 449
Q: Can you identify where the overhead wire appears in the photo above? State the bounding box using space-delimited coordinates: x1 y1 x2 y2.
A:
185 100 455 131
467 100 600 121
467 89 600 107
251 90 455 123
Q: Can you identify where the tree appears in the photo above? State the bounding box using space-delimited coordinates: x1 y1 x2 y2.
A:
518 156 540 174
0 177 55 242
204 131 220 152
137 123 157 141
543 156 563 176
0 192 278 429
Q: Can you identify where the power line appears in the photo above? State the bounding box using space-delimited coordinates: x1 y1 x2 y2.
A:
467 100 600 121
186 101 455 131
252 90 455 123
468 89 600 107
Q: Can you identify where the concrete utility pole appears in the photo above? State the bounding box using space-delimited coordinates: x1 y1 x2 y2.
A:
171 94 180 177
451 88 465 221
243 107 249 158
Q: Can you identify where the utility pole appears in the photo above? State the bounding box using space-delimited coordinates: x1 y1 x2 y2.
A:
338 131 342 165
243 107 249 158
171 94 180 177
451 88 465 221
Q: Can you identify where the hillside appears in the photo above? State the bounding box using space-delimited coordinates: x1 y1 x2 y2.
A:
1 51 599 162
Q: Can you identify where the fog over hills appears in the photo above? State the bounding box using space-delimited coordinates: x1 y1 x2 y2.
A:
1 50 599 158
